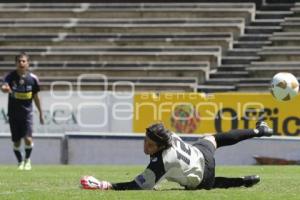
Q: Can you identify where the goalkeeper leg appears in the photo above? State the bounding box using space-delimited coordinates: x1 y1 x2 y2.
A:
214 121 273 148
213 175 260 188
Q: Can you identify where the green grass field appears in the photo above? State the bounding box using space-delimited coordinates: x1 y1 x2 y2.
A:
0 165 299 200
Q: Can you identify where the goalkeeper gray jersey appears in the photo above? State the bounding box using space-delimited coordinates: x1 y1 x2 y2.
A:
135 134 205 189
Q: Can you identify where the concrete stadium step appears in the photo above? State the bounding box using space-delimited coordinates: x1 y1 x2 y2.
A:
0 61 209 83
221 56 260 65
245 26 282 34
257 46 300 62
197 85 237 93
0 18 245 25
0 46 222 52
39 76 198 83
204 78 241 85
282 18 300 32
250 19 284 26
255 11 293 19
0 33 234 40
0 61 209 69
0 33 234 50
266 0 296 3
179 0 263 9
216 64 247 71
291 6 300 17
282 17 300 22
247 67 300 78
247 61 300 77
209 71 249 79
233 41 271 48
238 34 272 41
237 83 270 91
0 3 255 23
206 77 281 85
260 3 296 11
272 32 300 36
270 32 300 46
38 76 198 92
251 60 300 67
226 48 260 56
0 46 222 68
0 2 256 9
0 18 245 38
204 77 274 87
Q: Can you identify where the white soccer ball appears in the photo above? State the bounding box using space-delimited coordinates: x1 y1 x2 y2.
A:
271 72 299 101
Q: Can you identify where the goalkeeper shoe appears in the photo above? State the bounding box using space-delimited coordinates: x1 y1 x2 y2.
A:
243 175 260 187
255 121 273 137
80 176 111 190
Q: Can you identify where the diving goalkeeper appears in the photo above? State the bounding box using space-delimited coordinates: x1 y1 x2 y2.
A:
81 121 273 190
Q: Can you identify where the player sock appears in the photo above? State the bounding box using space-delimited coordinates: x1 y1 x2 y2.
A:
214 129 257 148
13 146 23 163
213 177 245 188
25 143 34 159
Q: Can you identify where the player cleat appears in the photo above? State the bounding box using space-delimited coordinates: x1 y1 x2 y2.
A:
24 159 32 170
243 175 260 187
255 121 273 137
80 176 111 190
18 161 24 170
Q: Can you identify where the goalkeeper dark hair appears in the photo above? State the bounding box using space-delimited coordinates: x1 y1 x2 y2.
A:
146 123 172 149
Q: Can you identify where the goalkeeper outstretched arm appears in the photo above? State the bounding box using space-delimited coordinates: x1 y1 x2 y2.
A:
81 151 166 190
112 180 142 190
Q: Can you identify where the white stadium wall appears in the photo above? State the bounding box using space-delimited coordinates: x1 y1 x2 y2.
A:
0 91 134 134
1 133 300 165
64 134 300 165
1 91 300 165
0 134 64 164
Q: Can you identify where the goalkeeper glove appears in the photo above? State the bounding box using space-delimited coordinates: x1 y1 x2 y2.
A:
80 175 112 190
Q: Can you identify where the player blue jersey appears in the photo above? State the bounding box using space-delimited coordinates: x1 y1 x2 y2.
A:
4 70 40 118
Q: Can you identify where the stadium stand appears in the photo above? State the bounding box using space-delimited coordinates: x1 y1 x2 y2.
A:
0 2 245 93
0 0 298 93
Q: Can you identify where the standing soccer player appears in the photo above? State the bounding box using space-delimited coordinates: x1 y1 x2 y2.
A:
1 52 44 170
